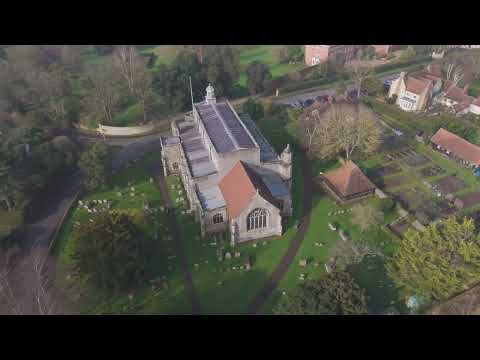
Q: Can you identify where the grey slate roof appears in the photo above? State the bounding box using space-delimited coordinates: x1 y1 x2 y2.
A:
179 123 218 178
246 163 290 198
195 101 257 154
197 185 226 211
240 113 280 163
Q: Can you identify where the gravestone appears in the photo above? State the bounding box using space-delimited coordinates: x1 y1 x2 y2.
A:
299 259 307 267
234 252 240 258
328 222 337 231
225 252 232 260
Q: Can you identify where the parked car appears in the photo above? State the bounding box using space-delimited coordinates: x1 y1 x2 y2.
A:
304 99 315 107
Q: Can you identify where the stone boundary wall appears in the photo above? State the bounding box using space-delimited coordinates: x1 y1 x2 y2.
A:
98 123 155 136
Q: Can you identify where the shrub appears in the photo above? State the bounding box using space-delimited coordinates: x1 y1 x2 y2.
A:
375 198 395 214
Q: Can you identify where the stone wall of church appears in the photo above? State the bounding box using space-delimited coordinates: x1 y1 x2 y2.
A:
202 207 229 234
234 193 283 243
162 144 183 176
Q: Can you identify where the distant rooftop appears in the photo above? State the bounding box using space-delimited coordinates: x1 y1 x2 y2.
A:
194 100 257 154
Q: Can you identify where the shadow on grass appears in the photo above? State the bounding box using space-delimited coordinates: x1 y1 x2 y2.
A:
347 255 408 315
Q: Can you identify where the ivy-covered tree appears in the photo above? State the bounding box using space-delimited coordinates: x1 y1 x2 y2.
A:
72 210 147 293
245 61 272 95
387 216 480 302
202 45 240 97
242 98 264 121
78 143 111 191
361 76 385 96
274 271 369 315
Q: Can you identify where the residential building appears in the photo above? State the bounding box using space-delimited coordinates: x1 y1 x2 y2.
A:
304 45 360 66
388 72 433 111
435 81 476 115
320 160 376 204
430 128 480 168
372 45 401 56
160 85 292 244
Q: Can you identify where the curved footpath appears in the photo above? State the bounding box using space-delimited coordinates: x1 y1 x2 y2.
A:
247 149 313 314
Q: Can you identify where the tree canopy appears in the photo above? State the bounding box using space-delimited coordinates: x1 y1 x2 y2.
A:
245 61 272 95
78 143 111 191
274 271 369 315
313 102 383 160
72 210 147 293
387 216 480 302
242 98 264 121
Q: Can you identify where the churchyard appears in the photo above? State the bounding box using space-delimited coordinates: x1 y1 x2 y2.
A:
259 113 480 314
163 148 305 314
54 152 192 315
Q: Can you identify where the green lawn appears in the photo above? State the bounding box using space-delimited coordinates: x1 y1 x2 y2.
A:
261 193 400 314
237 45 306 87
54 152 192 315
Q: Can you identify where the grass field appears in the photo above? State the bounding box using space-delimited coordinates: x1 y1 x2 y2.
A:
54 152 192 315
237 45 306 87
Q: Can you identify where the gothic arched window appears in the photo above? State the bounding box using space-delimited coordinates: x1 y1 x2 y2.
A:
247 208 268 231
213 213 224 224
172 162 179 170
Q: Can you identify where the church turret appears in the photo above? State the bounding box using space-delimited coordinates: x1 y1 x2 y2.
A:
280 144 292 188
281 143 292 164
205 83 216 104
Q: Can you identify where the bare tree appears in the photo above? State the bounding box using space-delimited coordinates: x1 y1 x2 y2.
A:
453 65 464 86
83 63 120 125
0 248 62 315
25 64 70 122
314 102 382 160
349 63 372 99
303 109 322 152
112 45 144 94
133 67 153 123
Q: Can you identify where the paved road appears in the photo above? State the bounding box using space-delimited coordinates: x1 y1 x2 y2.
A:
273 73 400 106
247 149 313 314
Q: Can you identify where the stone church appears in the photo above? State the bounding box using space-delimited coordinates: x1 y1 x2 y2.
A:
160 85 292 244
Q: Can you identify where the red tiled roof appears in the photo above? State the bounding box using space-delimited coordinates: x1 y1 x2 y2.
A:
445 84 472 103
431 128 480 166
405 76 432 95
322 161 376 198
218 161 280 219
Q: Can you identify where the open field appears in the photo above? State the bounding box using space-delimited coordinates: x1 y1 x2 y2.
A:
237 45 306 86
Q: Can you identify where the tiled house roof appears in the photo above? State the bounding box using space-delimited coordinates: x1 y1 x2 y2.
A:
431 128 480 166
322 161 376 198
405 76 432 95
218 161 280 219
